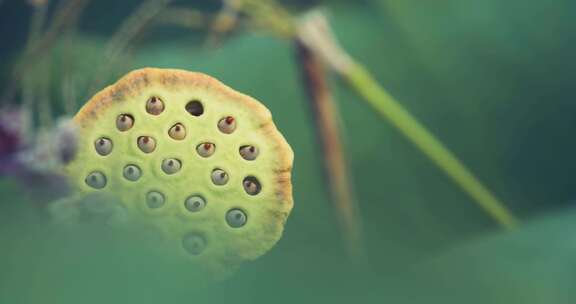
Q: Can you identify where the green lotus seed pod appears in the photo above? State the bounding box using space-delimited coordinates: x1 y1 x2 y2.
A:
65 68 294 278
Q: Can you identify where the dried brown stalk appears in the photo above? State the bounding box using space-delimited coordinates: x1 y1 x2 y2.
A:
295 38 364 258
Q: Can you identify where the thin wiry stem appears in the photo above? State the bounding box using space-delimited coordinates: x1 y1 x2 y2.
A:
104 0 174 59
25 0 49 48
153 7 207 29
60 27 79 115
237 0 295 37
61 73 77 116
18 0 50 131
2 0 49 107
345 63 518 229
22 0 90 70
38 57 53 129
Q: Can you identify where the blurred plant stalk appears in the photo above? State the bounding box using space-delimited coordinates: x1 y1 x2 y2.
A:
204 0 241 47
236 0 295 37
3 0 90 133
297 11 519 230
295 38 364 259
87 0 173 97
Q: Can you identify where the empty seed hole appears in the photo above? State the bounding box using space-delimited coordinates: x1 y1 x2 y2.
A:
185 100 204 116
116 114 134 131
243 176 261 195
94 137 113 156
146 96 165 115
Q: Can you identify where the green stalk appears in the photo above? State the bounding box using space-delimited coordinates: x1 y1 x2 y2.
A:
343 63 519 229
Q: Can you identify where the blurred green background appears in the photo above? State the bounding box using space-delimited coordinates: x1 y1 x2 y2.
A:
1 0 576 303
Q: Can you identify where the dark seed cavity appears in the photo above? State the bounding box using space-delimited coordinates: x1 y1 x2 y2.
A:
185 100 204 116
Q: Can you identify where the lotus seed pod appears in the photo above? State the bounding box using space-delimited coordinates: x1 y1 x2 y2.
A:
64 68 294 278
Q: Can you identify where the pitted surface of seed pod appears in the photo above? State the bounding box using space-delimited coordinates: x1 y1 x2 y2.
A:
64 68 294 278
